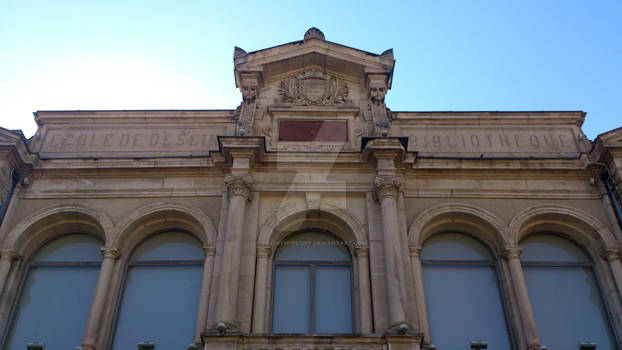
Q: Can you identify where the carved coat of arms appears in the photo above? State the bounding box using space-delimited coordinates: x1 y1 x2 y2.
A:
278 69 350 106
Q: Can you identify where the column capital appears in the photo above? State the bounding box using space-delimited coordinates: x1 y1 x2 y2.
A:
374 175 402 200
408 246 422 257
203 245 217 256
256 245 272 258
225 174 253 199
602 247 621 261
0 249 17 261
503 246 523 259
354 245 369 257
100 247 121 260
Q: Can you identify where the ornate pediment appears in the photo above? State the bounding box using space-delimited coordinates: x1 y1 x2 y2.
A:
278 69 351 106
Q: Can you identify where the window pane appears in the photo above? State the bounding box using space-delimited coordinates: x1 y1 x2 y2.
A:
421 233 493 261
523 266 616 350
275 232 350 262
131 231 204 261
4 266 100 350
272 266 310 333
423 265 511 350
111 265 202 350
315 266 352 333
520 234 589 263
31 234 102 262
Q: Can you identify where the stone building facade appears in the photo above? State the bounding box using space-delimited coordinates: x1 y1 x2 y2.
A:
0 28 621 350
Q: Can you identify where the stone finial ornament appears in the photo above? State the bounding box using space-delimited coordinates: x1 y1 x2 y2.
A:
233 46 247 59
304 27 325 41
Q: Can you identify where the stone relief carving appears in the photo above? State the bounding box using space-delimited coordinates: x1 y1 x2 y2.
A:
367 74 392 137
235 74 261 136
278 69 351 106
374 175 402 200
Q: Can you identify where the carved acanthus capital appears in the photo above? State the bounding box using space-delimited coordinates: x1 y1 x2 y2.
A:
409 246 422 257
203 246 217 256
100 247 121 260
0 249 17 261
256 245 272 258
374 175 402 200
225 174 253 199
602 247 621 261
354 245 369 258
503 247 523 260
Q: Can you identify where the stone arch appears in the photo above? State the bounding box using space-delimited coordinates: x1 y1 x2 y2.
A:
408 202 509 256
257 203 368 251
509 204 617 259
113 201 217 256
1 204 113 260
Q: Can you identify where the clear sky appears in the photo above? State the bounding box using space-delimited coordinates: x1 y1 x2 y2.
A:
1 0 620 139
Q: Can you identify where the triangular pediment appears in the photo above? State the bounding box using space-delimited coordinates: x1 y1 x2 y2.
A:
0 128 24 146
234 27 394 85
597 127 622 147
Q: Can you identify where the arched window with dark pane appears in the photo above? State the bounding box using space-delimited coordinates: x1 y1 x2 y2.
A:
272 231 353 334
520 234 616 349
421 233 512 349
111 231 204 349
3 234 103 350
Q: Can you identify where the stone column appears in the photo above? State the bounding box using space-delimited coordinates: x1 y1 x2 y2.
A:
215 174 252 330
194 246 216 344
504 247 541 350
408 246 430 343
81 247 120 350
603 248 622 300
251 245 271 333
0 249 16 296
355 245 373 333
375 175 408 327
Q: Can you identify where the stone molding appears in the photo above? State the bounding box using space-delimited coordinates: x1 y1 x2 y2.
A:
225 174 253 199
354 245 369 258
203 246 217 256
374 175 402 200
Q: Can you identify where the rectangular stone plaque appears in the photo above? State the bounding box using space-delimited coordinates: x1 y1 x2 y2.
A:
401 125 581 157
38 126 229 158
279 120 348 142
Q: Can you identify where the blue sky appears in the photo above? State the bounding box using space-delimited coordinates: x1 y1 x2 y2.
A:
0 0 620 139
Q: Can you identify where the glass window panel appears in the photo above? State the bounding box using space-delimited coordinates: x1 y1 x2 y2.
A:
272 266 310 333
421 233 493 261
111 265 202 350
4 266 100 350
315 266 352 333
520 234 589 263
275 232 350 262
131 231 204 261
31 234 102 262
523 266 616 349
423 265 512 350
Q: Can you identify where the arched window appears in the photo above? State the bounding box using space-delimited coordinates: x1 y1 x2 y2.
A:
520 234 616 349
111 231 203 349
272 231 352 334
3 234 103 350
421 233 511 349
